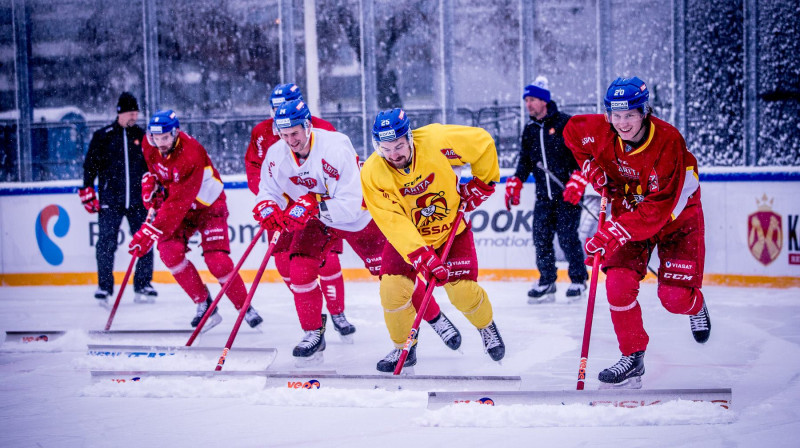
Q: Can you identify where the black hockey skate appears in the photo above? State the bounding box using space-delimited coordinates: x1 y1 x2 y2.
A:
330 312 356 343
94 288 112 307
376 343 417 373
690 303 711 343
527 283 556 304
478 321 505 362
598 351 645 389
244 305 263 329
565 282 587 302
293 315 327 367
191 295 222 331
428 312 462 350
134 284 158 304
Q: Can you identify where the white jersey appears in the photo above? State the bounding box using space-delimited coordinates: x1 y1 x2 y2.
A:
255 128 372 232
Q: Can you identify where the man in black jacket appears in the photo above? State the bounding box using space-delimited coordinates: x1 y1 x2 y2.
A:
80 92 156 304
504 77 588 303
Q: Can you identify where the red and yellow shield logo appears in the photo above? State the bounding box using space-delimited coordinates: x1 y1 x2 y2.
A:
747 194 782 266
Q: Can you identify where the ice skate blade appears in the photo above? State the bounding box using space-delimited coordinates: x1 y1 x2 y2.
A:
294 351 324 368
565 293 586 303
599 376 642 390
96 298 110 309
527 294 555 305
379 366 415 376
133 294 156 304
337 333 354 344
199 314 223 334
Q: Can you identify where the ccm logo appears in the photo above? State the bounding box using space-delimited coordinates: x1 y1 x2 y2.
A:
664 273 694 281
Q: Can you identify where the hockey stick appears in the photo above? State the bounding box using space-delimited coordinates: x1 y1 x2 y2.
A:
186 227 266 346
576 191 608 390
535 161 658 277
105 208 156 331
215 230 281 371
394 203 466 375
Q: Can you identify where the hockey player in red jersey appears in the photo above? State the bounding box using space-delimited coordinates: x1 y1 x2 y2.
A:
252 100 462 366
129 110 263 331
563 77 710 388
244 83 356 339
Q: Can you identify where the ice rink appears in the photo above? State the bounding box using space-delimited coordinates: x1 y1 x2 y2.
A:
1 280 798 447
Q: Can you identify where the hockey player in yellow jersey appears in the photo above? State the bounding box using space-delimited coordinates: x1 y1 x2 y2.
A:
361 108 506 372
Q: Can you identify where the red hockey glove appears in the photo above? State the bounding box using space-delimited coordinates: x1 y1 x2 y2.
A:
504 176 522 211
128 222 163 257
141 172 165 210
581 159 607 193
283 194 319 231
562 170 588 205
408 246 449 286
253 200 285 231
458 178 495 212
79 186 100 213
584 220 631 265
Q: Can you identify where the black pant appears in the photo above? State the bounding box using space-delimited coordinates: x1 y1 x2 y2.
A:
96 204 153 292
532 198 588 285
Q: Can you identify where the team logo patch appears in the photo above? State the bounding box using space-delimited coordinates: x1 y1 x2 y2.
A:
647 168 659 193
400 173 435 196
748 194 782 266
290 176 317 188
411 191 449 227
440 148 461 160
321 159 340 180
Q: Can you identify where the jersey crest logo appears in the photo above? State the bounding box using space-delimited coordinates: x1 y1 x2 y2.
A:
647 168 659 192
582 136 595 145
321 159 340 180
411 191 449 227
440 148 461 160
400 173 435 196
290 176 318 189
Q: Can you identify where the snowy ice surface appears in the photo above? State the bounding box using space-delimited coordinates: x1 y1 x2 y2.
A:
1 281 798 447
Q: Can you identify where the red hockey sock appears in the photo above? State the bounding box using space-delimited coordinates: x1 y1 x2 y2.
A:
606 268 649 354
319 252 345 315
168 258 208 304
275 252 293 293
290 256 324 331
205 251 247 310
411 276 441 322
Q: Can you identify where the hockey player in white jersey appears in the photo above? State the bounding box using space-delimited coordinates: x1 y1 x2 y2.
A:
253 99 461 366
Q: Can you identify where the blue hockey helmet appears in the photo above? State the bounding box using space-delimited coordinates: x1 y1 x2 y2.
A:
604 77 650 115
147 109 180 135
372 108 411 142
270 83 304 109
274 99 312 130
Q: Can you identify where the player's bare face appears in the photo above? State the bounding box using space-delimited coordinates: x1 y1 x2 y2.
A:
151 132 176 155
610 109 646 142
379 137 412 169
525 96 547 120
279 125 310 159
117 111 139 128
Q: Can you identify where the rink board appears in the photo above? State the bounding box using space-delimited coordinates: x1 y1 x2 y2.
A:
427 388 732 409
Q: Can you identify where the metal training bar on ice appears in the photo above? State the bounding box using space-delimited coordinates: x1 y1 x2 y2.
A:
427 388 732 409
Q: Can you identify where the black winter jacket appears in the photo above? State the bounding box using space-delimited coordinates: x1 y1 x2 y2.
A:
83 120 148 209
513 101 579 202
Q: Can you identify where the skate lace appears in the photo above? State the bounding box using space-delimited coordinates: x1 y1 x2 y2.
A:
331 313 349 329
480 325 501 350
607 355 635 375
431 316 458 342
297 330 321 349
195 301 209 318
689 307 709 331
382 348 402 363
244 307 259 323
567 283 586 293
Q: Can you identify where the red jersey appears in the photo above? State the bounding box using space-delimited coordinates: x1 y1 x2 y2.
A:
142 131 225 236
563 114 701 241
244 115 336 194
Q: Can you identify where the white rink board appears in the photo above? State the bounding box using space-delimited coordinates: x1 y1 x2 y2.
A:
1 175 798 278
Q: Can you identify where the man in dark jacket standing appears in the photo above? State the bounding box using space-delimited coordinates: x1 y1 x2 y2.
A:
80 92 156 304
504 77 588 304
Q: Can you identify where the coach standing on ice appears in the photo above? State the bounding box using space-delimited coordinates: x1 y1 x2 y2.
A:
505 76 589 304
564 76 711 387
81 92 156 304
